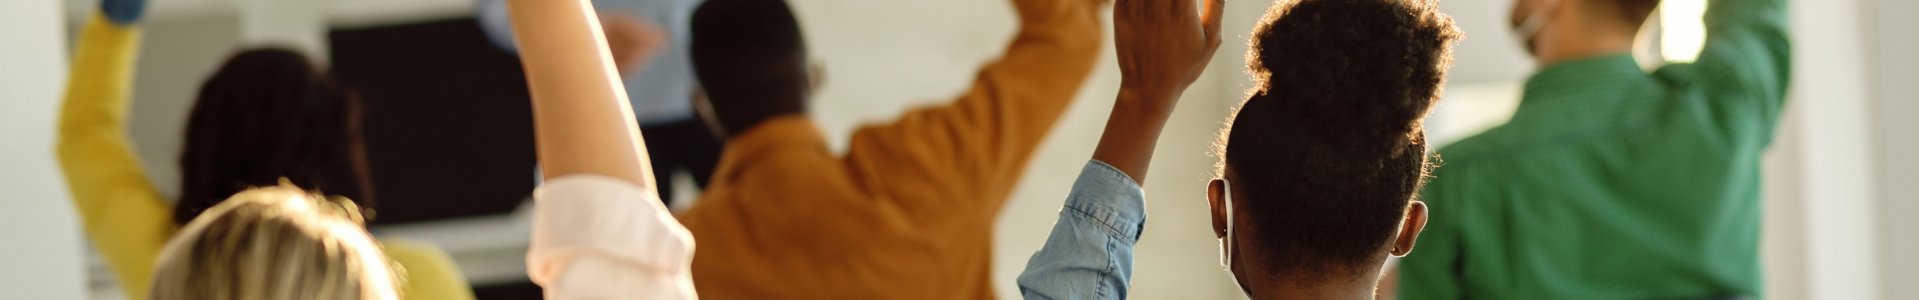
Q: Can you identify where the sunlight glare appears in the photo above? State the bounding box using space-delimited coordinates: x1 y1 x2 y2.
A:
1660 0 1708 62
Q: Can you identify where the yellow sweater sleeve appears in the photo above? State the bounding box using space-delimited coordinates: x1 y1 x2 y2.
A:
55 13 178 300
379 238 479 300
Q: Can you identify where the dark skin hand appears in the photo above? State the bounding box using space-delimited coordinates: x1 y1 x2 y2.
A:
1093 0 1226 185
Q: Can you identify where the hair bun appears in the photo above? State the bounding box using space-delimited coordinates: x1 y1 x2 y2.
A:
1243 0 1458 156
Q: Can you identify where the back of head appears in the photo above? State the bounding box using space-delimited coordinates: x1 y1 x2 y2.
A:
1219 0 1460 284
1606 0 1661 29
151 183 398 300
178 48 366 225
690 0 810 137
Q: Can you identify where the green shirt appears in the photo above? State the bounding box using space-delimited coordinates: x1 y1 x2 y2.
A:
1398 0 1790 298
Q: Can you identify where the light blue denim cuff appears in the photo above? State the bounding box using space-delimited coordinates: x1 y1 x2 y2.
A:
1065 160 1147 243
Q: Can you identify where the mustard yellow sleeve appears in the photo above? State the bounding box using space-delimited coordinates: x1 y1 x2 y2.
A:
55 13 178 300
379 238 478 300
845 0 1104 205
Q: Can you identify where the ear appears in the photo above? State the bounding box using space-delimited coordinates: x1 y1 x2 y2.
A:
1390 201 1429 257
808 62 827 92
1207 178 1229 238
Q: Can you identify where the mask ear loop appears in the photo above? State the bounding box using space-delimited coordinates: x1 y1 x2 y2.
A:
1220 179 1248 295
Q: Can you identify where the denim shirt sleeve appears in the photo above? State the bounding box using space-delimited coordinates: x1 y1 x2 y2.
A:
1017 160 1147 300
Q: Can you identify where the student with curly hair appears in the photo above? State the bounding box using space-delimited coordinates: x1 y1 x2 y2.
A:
1018 0 1461 298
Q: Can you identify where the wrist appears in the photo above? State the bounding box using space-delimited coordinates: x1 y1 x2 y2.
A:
1114 85 1181 117
1118 80 1185 98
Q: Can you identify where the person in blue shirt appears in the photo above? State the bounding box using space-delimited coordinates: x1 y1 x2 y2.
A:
477 0 720 202
1016 0 1462 298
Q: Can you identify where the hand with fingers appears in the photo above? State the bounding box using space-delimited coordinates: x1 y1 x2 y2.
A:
1113 0 1225 107
1091 0 1226 184
100 0 148 25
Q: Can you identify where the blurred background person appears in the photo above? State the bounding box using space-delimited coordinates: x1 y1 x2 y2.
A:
477 0 722 204
54 0 474 298
1391 0 1790 298
671 0 1102 297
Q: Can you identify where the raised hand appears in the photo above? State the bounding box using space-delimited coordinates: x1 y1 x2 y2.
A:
101 0 148 25
1094 0 1226 184
597 13 667 74
1113 0 1225 105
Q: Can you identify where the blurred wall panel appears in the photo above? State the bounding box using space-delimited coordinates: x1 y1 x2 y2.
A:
126 14 242 202
1869 0 1919 297
0 0 87 298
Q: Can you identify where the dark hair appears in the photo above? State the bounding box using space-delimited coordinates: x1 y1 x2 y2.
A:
1218 0 1459 283
176 48 370 225
689 0 810 137
1616 0 1661 27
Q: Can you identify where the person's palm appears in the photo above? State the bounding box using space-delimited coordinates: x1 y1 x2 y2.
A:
599 13 667 74
1114 0 1224 105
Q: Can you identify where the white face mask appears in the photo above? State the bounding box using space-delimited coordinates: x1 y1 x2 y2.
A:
1218 179 1249 296
1512 0 1561 55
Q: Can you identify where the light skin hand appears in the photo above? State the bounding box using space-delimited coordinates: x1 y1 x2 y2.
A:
1093 0 1225 185
599 13 666 74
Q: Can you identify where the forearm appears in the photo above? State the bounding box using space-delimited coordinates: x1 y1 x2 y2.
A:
506 0 654 187
1699 0 1789 66
1695 0 1791 130
851 0 1103 193
1017 161 1145 300
996 0 1103 92
1089 87 1178 186
1017 209 1135 300
57 14 176 300
1701 0 1789 60
1012 0 1104 35
59 14 139 145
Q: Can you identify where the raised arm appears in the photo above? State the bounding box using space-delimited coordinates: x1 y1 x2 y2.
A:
508 1 695 298
1693 0 1791 142
54 2 178 299
845 0 1105 201
512 0 656 187
1018 0 1222 298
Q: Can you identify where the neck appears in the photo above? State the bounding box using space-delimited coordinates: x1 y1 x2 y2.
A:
1245 272 1380 300
1532 19 1638 67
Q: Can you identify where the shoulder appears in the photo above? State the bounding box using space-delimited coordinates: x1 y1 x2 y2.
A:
377 238 461 274
1650 63 1705 89
1432 126 1517 167
377 238 477 300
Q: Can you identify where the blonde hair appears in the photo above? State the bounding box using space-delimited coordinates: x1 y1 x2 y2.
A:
150 182 400 300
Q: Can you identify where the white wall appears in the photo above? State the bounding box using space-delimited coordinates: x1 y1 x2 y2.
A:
1772 0 1884 298
0 0 89 299
1868 0 1919 297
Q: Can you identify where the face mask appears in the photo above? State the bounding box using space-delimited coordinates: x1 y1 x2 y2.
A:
1511 0 1560 56
1218 179 1250 296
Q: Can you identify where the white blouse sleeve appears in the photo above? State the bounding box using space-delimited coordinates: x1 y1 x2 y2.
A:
528 175 697 300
